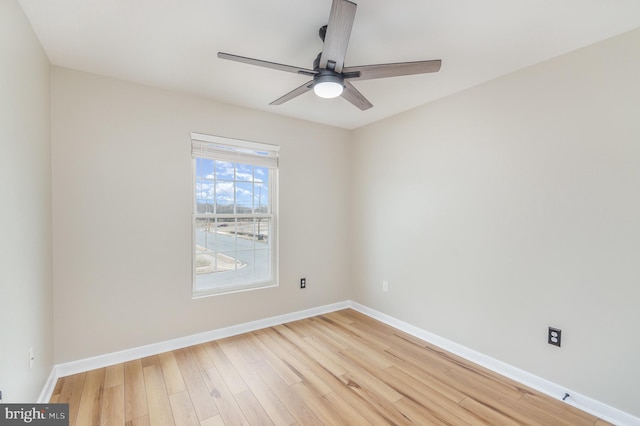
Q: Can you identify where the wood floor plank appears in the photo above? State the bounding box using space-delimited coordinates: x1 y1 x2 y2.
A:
305 317 352 349
201 366 250 425
233 389 275 426
319 315 392 352
337 372 411 425
323 390 373 425
75 368 105 426
125 414 150 426
323 309 356 324
141 355 159 369
248 331 302 386
219 334 262 363
460 396 523 425
199 415 225 426
56 373 86 426
267 343 334 397
385 336 455 374
220 341 296 425
203 341 248 395
290 381 348 425
188 344 214 371
393 396 450 425
51 309 609 426
124 360 148 422
308 317 399 375
444 367 527 404
49 377 65 403
240 368 296 425
491 394 581 426
173 348 219 422
105 363 124 388
100 384 124 426
384 350 467 403
168 390 199 426
334 357 404 404
520 393 602 425
251 359 323 425
275 324 348 377
284 347 395 425
305 333 404 404
384 365 484 425
259 326 296 352
142 364 175 426
158 351 186 395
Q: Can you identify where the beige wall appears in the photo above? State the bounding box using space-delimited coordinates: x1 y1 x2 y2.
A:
351 28 640 416
51 68 352 363
0 0 53 402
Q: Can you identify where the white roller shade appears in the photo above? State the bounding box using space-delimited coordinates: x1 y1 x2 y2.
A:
191 132 279 168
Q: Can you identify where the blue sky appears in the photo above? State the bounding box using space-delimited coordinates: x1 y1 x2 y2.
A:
195 158 269 212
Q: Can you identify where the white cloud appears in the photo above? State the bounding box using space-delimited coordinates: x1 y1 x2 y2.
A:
215 181 234 195
235 172 254 181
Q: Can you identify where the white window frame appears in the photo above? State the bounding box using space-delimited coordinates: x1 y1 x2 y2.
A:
191 132 279 297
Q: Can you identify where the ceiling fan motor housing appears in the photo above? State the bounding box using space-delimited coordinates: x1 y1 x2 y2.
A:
314 69 343 84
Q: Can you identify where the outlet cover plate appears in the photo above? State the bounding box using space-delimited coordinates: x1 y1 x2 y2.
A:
548 327 561 347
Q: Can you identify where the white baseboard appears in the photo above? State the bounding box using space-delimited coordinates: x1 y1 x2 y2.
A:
349 301 640 426
39 299 639 425
37 366 59 403
40 300 349 401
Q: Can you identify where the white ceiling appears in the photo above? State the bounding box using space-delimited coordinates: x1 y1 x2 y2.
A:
18 0 640 129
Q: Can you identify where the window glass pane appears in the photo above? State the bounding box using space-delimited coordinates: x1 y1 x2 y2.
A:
236 163 253 182
236 218 254 240
254 166 268 184
215 181 234 213
256 217 269 242
213 218 236 251
196 178 215 213
215 160 234 180
195 217 213 252
236 182 254 213
255 182 269 214
195 182 207 214
195 159 215 214
196 158 214 178
195 216 272 289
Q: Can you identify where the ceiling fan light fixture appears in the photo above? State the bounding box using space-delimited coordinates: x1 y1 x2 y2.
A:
313 74 344 98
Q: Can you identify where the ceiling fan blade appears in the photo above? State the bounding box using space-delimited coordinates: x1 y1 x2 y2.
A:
319 0 357 73
270 81 314 105
343 60 442 81
341 81 373 110
218 52 317 76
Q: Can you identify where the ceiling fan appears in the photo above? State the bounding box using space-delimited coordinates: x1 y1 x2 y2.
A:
217 0 441 110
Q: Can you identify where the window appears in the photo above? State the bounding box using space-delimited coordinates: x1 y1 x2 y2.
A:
191 133 279 297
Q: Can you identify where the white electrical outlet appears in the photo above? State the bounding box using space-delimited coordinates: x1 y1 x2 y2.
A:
382 280 389 292
29 347 34 370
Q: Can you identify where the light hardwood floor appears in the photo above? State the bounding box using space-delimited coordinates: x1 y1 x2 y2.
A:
50 309 611 425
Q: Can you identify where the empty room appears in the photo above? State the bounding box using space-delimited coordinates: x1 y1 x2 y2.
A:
2 0 639 424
